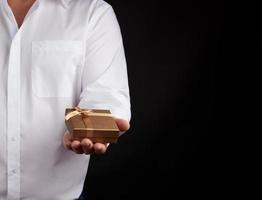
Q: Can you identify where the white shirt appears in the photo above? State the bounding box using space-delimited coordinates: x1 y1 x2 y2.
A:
0 0 131 199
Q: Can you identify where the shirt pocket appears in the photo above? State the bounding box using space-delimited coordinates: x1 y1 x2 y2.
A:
31 40 84 98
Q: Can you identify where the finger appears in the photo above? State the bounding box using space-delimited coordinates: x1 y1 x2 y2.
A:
81 138 94 154
93 143 107 154
115 118 130 132
63 132 73 150
71 140 84 154
64 131 73 141
64 140 72 150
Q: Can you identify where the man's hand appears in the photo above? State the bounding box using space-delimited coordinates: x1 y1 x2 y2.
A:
63 118 130 155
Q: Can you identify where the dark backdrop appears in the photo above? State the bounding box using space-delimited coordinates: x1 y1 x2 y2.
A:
82 0 223 199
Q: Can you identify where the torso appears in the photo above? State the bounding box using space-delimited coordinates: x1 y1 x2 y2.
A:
8 0 36 28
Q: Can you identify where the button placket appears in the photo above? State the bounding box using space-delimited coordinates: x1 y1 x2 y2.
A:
7 34 21 200
3 0 41 198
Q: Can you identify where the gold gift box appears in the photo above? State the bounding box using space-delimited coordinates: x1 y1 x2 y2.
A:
65 107 120 143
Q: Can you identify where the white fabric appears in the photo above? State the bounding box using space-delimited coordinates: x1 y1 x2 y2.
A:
0 0 131 199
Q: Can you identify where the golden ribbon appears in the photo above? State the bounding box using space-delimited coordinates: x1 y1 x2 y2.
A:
65 107 113 121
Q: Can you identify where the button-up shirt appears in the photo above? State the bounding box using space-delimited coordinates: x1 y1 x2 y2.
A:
0 0 131 199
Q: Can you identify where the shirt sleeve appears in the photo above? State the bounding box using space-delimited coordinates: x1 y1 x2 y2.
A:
78 3 131 122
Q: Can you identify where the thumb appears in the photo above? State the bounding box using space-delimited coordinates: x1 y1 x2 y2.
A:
115 118 130 133
63 131 73 150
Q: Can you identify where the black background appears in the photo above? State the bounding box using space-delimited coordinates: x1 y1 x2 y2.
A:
82 0 224 199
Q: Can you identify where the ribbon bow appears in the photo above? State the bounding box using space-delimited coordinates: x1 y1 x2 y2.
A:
65 107 113 121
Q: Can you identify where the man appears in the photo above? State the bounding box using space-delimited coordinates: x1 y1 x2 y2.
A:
0 0 131 199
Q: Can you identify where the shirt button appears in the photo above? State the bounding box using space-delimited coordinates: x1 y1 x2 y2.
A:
12 42 19 48
11 136 18 141
9 169 17 176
